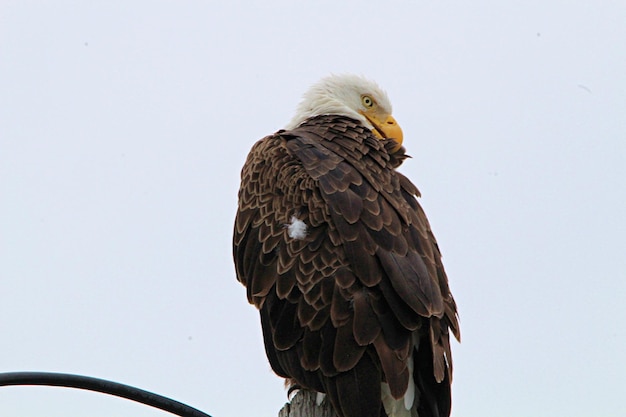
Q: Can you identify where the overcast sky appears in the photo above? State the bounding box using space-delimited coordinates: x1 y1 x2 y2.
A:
1 2 625 417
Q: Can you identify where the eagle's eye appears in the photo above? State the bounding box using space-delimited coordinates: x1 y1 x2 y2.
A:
361 95 375 108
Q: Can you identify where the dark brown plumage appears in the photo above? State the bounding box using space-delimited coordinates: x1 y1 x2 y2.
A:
233 114 459 417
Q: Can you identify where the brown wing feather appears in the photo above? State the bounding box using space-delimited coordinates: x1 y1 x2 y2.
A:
233 115 459 417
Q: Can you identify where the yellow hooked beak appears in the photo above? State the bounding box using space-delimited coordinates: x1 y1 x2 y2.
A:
360 111 404 152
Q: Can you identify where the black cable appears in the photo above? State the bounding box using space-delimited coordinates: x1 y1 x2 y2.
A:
0 372 212 417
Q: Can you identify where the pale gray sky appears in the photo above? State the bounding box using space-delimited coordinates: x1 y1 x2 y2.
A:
2 2 625 417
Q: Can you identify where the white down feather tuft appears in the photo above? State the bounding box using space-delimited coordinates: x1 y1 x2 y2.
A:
287 216 308 240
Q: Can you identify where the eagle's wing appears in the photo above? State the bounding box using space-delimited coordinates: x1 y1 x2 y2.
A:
233 116 459 417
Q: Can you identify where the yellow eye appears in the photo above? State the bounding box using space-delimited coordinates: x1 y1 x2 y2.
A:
362 95 375 108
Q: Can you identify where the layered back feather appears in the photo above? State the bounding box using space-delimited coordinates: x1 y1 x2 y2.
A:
233 115 460 417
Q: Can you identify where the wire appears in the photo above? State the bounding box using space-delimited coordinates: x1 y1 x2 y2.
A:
0 372 212 417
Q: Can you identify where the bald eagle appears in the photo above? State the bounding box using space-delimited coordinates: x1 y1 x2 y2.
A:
233 74 460 417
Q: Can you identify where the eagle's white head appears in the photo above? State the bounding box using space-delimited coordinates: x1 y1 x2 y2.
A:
286 74 403 150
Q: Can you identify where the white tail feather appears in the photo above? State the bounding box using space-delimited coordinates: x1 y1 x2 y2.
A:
404 357 415 410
